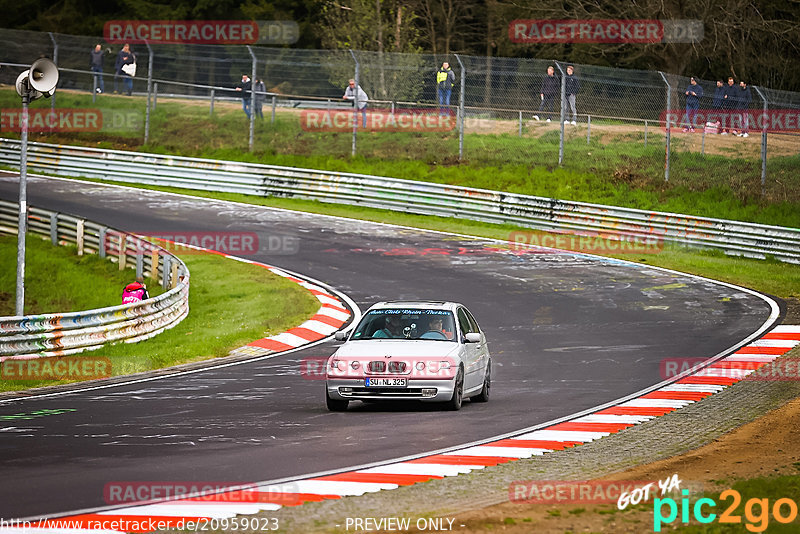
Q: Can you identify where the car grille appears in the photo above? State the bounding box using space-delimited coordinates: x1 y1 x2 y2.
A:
366 360 408 374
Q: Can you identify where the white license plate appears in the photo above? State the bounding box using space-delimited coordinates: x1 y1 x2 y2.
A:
365 377 407 387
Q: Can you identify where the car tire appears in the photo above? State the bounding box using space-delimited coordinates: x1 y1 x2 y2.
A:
472 360 491 403
326 390 349 412
445 367 464 411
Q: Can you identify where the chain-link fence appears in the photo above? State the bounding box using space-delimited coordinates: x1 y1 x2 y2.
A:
1 28 798 198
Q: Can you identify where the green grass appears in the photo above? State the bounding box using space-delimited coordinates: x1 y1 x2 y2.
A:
0 233 320 392
2 88 799 228
0 233 164 315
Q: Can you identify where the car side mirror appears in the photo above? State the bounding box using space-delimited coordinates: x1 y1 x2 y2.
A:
465 332 482 343
334 331 348 341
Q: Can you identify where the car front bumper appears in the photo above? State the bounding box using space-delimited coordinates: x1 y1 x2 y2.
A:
326 377 456 402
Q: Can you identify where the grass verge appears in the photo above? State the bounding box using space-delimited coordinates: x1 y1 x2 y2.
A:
2 88 799 227
0 233 320 393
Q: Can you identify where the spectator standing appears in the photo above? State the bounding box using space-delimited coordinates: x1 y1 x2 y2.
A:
564 65 580 125
736 81 752 137
712 80 725 110
343 79 369 128
90 44 105 94
436 62 455 115
533 66 559 122
254 78 266 119
235 74 252 119
114 43 135 96
682 77 703 132
721 76 736 134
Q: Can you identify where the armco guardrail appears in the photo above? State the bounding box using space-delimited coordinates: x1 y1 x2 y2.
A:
1 138 799 264
0 199 189 358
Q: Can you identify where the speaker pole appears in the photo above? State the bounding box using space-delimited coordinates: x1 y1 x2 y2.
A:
15 91 29 316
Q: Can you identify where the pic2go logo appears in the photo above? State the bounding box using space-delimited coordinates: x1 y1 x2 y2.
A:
653 489 800 532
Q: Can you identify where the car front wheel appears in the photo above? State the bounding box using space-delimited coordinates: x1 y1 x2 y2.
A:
326 389 349 412
445 367 464 411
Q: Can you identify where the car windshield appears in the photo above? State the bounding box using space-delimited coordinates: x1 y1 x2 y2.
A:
350 309 457 341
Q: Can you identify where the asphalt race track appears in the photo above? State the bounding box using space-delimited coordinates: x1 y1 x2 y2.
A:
0 174 778 520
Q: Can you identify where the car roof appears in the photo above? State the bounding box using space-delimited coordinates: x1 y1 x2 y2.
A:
369 301 461 311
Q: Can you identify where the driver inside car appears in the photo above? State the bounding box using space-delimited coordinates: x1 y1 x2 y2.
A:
372 315 403 338
420 317 449 340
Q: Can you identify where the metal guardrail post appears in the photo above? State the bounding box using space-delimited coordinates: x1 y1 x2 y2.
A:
246 46 257 152
753 86 768 196
50 213 58 245
144 42 153 145
350 49 359 157
659 71 672 182
455 54 466 161
210 89 215 115
98 226 107 258
162 256 171 290
271 95 276 124
555 61 566 166
136 249 144 279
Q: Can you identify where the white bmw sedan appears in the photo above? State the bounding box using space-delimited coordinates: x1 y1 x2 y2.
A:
325 301 491 411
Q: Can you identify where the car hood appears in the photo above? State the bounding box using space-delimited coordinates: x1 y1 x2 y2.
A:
333 340 461 359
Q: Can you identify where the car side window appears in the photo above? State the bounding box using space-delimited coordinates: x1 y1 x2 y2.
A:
464 309 480 333
457 308 475 338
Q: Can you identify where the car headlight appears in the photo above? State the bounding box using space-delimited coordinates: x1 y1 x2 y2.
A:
350 361 360 370
330 360 344 372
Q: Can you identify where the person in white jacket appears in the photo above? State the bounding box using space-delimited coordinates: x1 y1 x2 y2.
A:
343 79 369 128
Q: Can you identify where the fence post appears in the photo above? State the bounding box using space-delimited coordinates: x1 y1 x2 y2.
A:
701 128 706 155
519 110 522 137
586 115 591 144
153 82 158 109
454 54 466 160
210 89 215 115
136 249 143 279
92 76 97 103
659 71 672 182
555 61 566 166
246 46 257 152
162 256 171 290
644 120 648 147
753 86 768 196
144 42 153 145
48 32 58 116
349 49 359 157
150 250 159 280
271 95 276 124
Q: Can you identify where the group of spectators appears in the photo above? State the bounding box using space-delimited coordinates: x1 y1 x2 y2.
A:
234 74 267 120
686 76 753 136
89 43 136 96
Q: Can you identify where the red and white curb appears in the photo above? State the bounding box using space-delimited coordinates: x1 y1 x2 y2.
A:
7 325 797 532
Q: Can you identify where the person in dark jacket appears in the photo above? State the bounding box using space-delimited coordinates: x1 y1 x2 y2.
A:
712 80 725 110
564 65 580 125
721 77 737 134
235 74 252 119
114 43 136 96
90 44 105 94
682 77 703 132
735 81 752 137
436 62 456 115
533 66 559 122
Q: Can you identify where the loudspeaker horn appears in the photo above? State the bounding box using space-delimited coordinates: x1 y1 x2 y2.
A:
29 58 59 95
